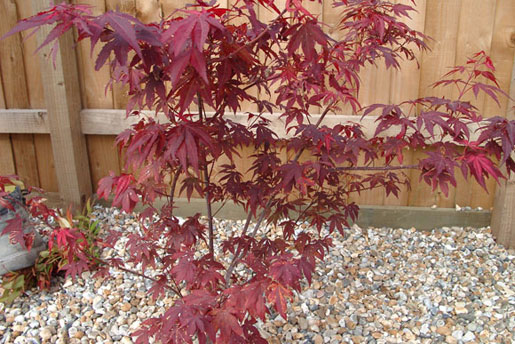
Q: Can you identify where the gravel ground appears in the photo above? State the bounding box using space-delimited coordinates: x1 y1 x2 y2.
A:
0 206 514 344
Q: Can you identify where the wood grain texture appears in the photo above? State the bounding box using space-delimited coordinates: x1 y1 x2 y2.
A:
384 0 427 206
106 0 136 109
136 0 161 23
0 0 30 109
408 0 461 207
74 0 113 109
491 42 515 248
453 0 498 209
11 133 39 187
33 134 58 192
32 0 92 207
0 71 5 108
483 0 515 118
86 135 120 189
0 109 48 133
160 0 189 18
0 61 15 175
74 1 117 192
15 0 45 108
0 0 38 186
258 0 286 107
0 134 15 175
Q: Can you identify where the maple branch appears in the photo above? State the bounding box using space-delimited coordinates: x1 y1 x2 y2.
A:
293 100 337 161
332 164 418 172
169 169 180 215
224 211 253 287
198 93 215 259
93 257 182 297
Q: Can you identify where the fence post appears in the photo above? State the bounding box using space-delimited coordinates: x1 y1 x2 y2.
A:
31 0 92 208
491 55 515 249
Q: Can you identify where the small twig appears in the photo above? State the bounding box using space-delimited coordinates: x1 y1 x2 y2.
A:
169 169 180 215
224 209 266 287
332 164 418 172
197 93 215 258
93 257 182 297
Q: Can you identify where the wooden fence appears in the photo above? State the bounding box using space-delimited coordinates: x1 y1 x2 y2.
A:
0 0 514 245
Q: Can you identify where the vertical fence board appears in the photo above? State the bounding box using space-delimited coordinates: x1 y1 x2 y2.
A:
258 1 286 107
355 68 392 206
74 0 113 109
16 0 54 191
322 2 354 115
106 0 136 109
453 0 498 209
0 135 15 175
407 0 462 207
0 0 39 187
484 0 515 118
0 63 15 175
75 0 119 189
33 134 58 192
491 50 515 248
0 0 29 109
32 0 92 207
16 0 45 108
11 134 39 187
87 135 120 189
381 0 427 206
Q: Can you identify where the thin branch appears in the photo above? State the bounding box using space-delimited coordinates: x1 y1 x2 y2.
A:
169 169 180 215
93 257 182 297
293 100 336 161
224 209 266 287
198 93 215 258
332 164 418 172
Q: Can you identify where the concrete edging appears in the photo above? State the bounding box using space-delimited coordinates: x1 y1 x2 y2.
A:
37 193 491 231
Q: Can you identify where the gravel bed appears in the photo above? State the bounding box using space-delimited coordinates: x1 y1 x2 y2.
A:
0 206 514 344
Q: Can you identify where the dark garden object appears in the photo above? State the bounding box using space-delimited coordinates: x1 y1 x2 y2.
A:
0 187 45 275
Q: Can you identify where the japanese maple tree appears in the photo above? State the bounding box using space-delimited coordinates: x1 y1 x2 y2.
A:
3 0 515 343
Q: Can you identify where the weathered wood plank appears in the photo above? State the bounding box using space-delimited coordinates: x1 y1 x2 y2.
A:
11 133 39 187
105 0 136 109
73 0 113 109
32 0 92 207
0 109 48 133
0 0 38 186
33 134 58 192
491 36 515 248
408 0 462 207
86 135 120 190
453 0 498 210
382 0 427 207
0 134 15 175
160 0 189 18
15 0 45 108
0 0 30 109
0 59 15 175
136 0 161 23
